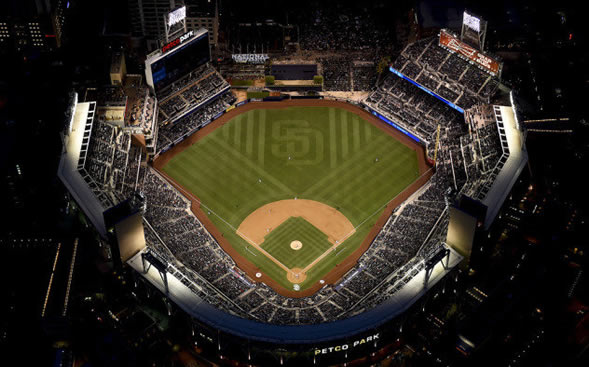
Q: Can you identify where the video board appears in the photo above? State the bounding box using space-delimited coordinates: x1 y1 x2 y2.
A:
439 30 501 76
148 30 210 93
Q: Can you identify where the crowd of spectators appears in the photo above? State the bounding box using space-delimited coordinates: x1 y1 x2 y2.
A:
298 7 393 51
319 57 351 91
158 65 230 124
366 74 464 141
125 87 157 130
120 147 142 199
390 37 498 109
82 120 132 205
352 63 378 91
156 92 236 154
138 169 244 296
157 64 216 101
474 123 503 172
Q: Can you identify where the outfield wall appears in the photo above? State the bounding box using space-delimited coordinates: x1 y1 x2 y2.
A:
362 106 422 143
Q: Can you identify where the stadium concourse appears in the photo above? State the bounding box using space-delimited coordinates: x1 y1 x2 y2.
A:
58 23 527 354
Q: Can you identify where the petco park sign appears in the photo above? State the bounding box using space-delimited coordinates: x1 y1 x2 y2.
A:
232 54 269 64
439 29 501 76
313 333 380 355
162 30 194 54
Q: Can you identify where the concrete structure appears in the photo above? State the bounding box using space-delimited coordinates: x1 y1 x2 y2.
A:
128 0 218 51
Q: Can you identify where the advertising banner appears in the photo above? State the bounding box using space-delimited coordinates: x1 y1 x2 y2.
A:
439 30 500 75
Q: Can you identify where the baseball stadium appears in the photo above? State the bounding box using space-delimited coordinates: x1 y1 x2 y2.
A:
57 9 528 366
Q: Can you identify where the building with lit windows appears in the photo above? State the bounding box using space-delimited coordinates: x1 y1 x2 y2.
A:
128 0 218 51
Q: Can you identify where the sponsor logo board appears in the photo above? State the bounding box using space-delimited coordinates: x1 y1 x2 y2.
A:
439 30 500 75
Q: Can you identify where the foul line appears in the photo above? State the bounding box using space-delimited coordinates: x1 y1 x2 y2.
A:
301 167 434 273
158 168 295 278
196 197 292 275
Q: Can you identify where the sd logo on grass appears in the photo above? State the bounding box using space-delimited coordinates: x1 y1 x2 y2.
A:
271 120 324 165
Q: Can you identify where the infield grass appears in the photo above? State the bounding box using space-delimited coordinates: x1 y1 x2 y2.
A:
162 106 421 291
261 217 332 269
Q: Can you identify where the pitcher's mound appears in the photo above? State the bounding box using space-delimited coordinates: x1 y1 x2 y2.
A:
287 268 307 284
290 240 303 250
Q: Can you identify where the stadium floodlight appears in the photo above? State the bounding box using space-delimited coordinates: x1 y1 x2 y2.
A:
168 6 186 28
463 11 480 32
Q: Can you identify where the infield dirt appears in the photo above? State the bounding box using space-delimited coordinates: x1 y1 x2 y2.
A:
237 199 355 246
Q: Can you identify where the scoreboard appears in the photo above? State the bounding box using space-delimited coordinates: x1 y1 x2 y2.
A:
145 29 211 94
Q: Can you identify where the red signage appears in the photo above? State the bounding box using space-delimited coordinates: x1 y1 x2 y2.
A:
161 30 194 54
439 30 501 76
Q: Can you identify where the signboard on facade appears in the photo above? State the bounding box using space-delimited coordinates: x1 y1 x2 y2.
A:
231 54 269 64
162 30 194 54
439 30 501 76
313 333 380 355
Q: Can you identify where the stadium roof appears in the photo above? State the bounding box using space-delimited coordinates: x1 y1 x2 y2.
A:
57 101 108 237
482 105 528 229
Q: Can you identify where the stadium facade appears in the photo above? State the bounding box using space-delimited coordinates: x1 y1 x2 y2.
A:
59 13 528 365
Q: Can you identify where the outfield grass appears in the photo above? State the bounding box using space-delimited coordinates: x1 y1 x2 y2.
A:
162 106 420 291
230 79 255 86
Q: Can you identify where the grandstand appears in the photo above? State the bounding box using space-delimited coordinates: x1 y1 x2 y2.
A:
387 34 499 112
58 17 527 364
156 64 230 126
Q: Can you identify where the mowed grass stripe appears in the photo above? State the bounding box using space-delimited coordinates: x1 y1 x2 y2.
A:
352 115 361 151
364 119 372 142
163 155 234 215
174 137 268 196
257 109 266 166
329 108 337 168
233 112 242 148
304 131 393 193
220 110 262 161
246 109 255 156
342 148 418 217
201 138 288 221
301 133 395 212
327 143 415 205
305 133 409 196
165 136 283 223
341 109 349 159
210 132 292 194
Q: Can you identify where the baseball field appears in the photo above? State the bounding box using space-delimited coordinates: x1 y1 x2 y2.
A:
154 100 430 296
